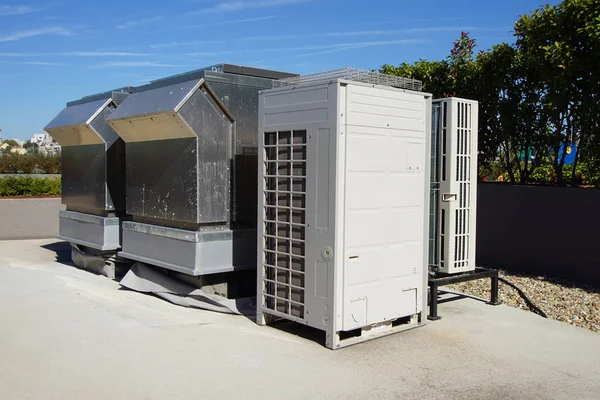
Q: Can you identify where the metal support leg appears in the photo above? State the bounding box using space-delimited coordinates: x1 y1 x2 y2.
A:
428 282 442 320
489 273 501 306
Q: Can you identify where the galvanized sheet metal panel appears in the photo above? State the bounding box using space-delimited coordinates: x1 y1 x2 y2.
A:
60 144 107 211
108 112 196 143
47 124 105 147
107 80 201 120
120 221 256 275
45 98 110 130
179 88 232 224
58 211 120 251
45 95 127 212
126 138 199 223
45 98 110 147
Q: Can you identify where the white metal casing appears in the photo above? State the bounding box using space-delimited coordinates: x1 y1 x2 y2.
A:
257 80 431 349
434 98 478 274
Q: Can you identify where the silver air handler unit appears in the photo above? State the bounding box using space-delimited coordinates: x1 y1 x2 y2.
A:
44 89 131 251
106 64 296 277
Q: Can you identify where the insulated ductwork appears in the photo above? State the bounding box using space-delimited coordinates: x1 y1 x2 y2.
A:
44 90 131 250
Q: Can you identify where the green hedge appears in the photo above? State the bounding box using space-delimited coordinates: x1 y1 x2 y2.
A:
0 153 61 174
0 177 61 197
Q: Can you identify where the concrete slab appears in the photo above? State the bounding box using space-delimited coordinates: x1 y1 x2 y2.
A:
1 239 599 400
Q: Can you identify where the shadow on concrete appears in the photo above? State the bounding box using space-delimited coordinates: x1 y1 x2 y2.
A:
437 291 469 305
266 319 325 347
41 241 73 266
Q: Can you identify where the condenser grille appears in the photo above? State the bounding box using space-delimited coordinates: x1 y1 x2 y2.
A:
429 103 441 273
262 130 307 319
453 102 472 269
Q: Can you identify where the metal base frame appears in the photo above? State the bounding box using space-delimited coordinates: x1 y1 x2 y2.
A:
58 210 121 251
119 221 256 276
428 267 500 320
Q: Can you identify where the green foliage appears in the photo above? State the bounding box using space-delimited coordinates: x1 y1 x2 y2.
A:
0 177 61 197
2 139 18 148
0 153 61 174
514 0 600 185
381 60 451 98
23 142 38 149
381 0 600 187
487 158 600 186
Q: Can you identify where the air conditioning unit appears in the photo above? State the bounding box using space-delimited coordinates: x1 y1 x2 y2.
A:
432 98 478 274
257 70 431 349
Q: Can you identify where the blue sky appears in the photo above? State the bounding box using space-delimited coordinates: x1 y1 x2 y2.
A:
0 0 558 140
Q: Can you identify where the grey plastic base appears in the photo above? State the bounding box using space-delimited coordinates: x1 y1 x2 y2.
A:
118 221 256 276
58 210 121 251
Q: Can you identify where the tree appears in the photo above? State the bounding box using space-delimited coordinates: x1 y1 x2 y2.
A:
476 42 552 184
380 60 452 98
380 1 600 186
2 139 18 148
23 142 38 149
515 0 600 186
381 33 501 171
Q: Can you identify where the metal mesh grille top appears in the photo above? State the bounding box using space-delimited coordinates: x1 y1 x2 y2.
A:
273 67 422 91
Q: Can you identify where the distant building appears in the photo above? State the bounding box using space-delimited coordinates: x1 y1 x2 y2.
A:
29 133 61 155
10 147 27 155
38 144 61 155
30 133 53 147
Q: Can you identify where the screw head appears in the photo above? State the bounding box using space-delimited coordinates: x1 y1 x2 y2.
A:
322 246 333 261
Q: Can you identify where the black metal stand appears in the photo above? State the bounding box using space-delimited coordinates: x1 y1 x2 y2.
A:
428 267 500 321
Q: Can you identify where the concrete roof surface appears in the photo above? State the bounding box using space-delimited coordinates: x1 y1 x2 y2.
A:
1 239 599 400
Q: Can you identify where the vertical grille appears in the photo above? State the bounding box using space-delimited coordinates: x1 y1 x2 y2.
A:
429 103 441 273
453 102 471 270
438 100 474 273
262 130 307 319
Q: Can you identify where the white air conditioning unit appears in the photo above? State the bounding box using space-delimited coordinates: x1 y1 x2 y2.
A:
257 72 431 349
433 98 478 274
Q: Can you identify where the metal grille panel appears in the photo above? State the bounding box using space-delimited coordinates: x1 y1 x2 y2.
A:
436 98 477 274
262 130 307 319
429 103 442 274
454 102 472 269
273 68 422 91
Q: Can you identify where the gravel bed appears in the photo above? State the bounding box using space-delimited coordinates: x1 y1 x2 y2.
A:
446 270 600 333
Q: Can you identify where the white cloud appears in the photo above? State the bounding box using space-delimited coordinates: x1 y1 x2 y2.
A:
21 61 62 65
67 51 154 57
154 15 278 33
0 51 153 57
0 26 71 42
242 27 507 42
0 60 62 65
148 40 224 49
116 16 164 30
0 5 43 16
89 61 183 68
295 39 426 57
191 0 310 13
183 39 426 58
